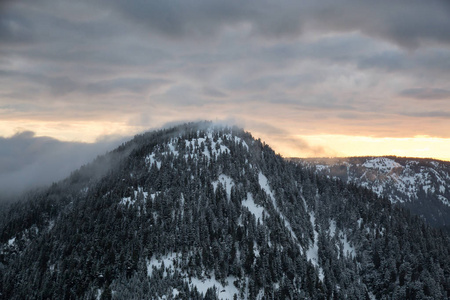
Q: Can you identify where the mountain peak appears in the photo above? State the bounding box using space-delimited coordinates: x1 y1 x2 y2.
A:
1 123 450 299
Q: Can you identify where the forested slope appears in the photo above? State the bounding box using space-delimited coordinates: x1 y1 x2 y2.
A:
1 122 449 299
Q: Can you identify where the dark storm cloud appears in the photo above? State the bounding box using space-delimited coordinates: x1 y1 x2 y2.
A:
104 0 450 49
309 0 450 49
400 88 450 100
5 0 444 51
108 0 249 38
17 43 173 68
0 69 170 98
1 0 450 71
401 111 450 118
85 78 171 95
293 98 356 111
1 0 449 102
357 49 450 77
0 10 35 45
0 131 128 198
202 87 227 98
357 52 407 72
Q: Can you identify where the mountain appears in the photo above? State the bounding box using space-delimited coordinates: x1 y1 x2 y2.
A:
292 156 450 232
1 122 449 299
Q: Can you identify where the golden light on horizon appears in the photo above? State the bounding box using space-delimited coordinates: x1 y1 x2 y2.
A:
282 134 450 162
0 120 142 143
2 120 450 162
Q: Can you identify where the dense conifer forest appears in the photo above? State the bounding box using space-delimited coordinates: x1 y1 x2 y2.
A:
1 122 449 299
293 156 450 233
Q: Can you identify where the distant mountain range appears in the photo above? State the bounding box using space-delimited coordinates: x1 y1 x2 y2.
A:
291 156 450 232
1 122 449 299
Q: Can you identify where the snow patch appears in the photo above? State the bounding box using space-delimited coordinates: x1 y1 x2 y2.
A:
362 157 401 173
259 171 303 254
145 153 161 169
339 233 356 259
306 213 319 265
438 195 450 206
183 133 231 161
168 141 179 156
212 174 235 201
119 187 148 207
357 218 363 228
255 289 265 300
329 220 337 237
185 137 211 159
316 165 329 172
47 220 55 231
307 212 324 281
234 136 249 151
258 172 274 199
188 276 239 300
172 288 179 298
242 193 266 222
147 253 239 299
328 220 356 259
147 253 180 277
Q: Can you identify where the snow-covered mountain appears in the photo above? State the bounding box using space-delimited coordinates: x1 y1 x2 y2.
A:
1 122 449 299
293 156 450 230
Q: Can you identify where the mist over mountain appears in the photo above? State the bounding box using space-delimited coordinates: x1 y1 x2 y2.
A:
1 122 449 299
0 131 129 201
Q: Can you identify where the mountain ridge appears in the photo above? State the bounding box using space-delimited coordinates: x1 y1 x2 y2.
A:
291 155 450 232
1 121 449 299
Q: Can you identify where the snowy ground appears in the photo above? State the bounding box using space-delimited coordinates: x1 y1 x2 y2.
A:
242 192 266 222
146 253 240 299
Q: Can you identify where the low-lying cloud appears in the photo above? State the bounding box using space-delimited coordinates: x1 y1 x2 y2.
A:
0 131 128 200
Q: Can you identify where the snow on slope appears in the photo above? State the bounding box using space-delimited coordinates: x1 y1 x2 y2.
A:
129 126 367 294
119 186 149 206
144 127 250 170
306 212 324 280
212 174 235 201
299 157 450 207
242 193 266 222
362 157 401 173
189 276 239 300
147 254 239 299
259 171 305 255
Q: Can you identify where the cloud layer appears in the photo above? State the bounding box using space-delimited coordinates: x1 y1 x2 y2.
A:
0 131 127 198
1 0 450 194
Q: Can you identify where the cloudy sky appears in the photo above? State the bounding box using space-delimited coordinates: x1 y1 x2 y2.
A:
2 0 450 193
